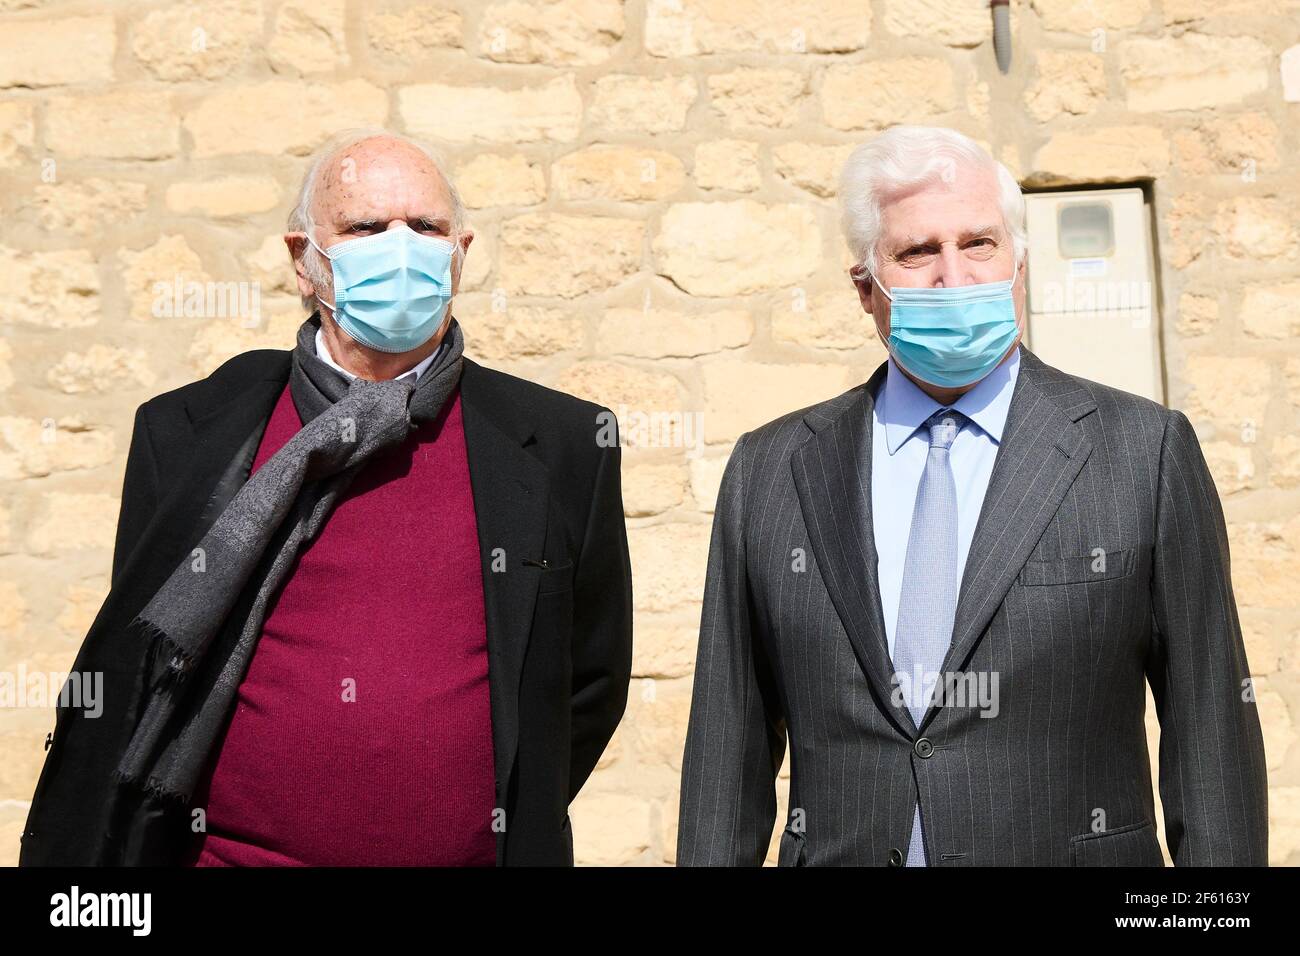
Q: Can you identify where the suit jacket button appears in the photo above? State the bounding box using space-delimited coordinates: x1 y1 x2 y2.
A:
914 737 934 758
887 848 904 867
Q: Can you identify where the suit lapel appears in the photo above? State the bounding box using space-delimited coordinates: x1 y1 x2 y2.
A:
792 347 1098 737
142 357 291 572
791 360 917 736
923 346 1096 729
186 385 285 528
457 359 549 866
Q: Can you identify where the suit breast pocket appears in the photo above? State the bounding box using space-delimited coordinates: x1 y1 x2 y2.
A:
1069 819 1165 866
1017 548 1135 587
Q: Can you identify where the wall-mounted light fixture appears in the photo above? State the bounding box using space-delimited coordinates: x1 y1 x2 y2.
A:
991 0 1012 73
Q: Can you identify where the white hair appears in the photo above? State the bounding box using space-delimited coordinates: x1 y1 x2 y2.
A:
839 125 1026 281
288 127 467 311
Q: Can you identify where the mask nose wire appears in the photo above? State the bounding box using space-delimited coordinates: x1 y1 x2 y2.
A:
306 224 457 316
868 259 1023 301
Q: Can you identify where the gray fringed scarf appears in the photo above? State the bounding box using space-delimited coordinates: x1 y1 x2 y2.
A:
114 312 466 803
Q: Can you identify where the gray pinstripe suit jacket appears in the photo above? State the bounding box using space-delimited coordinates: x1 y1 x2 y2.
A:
677 345 1268 866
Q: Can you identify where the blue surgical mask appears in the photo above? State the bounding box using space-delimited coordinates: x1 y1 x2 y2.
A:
308 224 456 354
872 269 1022 388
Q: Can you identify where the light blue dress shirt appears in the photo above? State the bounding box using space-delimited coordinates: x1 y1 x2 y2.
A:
871 347 1021 659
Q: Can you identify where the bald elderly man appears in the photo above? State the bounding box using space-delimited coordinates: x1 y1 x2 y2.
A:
21 130 633 867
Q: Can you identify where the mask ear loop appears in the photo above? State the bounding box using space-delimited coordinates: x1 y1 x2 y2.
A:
436 229 465 278
861 265 894 303
858 265 895 360
304 231 339 313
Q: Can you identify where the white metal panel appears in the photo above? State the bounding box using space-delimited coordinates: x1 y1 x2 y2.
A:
1024 188 1164 403
1028 308 1161 401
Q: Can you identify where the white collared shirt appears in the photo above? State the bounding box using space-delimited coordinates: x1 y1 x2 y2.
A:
314 327 443 384
871 347 1021 659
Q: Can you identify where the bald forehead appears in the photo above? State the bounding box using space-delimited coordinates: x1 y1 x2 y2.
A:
311 136 455 231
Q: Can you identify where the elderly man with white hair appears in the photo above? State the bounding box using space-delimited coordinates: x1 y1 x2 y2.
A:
21 129 633 867
678 125 1267 867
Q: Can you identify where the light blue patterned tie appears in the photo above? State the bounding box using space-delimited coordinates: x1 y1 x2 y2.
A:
892 408 964 867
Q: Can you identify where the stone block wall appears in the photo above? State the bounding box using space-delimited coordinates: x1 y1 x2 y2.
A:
0 0 1297 865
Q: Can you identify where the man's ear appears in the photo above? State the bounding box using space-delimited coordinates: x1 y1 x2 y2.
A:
451 228 475 294
284 231 314 299
850 266 874 314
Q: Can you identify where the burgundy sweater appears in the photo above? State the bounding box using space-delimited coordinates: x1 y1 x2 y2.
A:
182 382 497 866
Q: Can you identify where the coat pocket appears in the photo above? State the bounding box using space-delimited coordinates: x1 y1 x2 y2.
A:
1069 819 1165 866
777 826 807 867
537 560 575 594
1018 548 1135 587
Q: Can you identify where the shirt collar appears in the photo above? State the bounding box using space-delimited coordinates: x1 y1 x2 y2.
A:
877 346 1021 455
314 327 442 384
